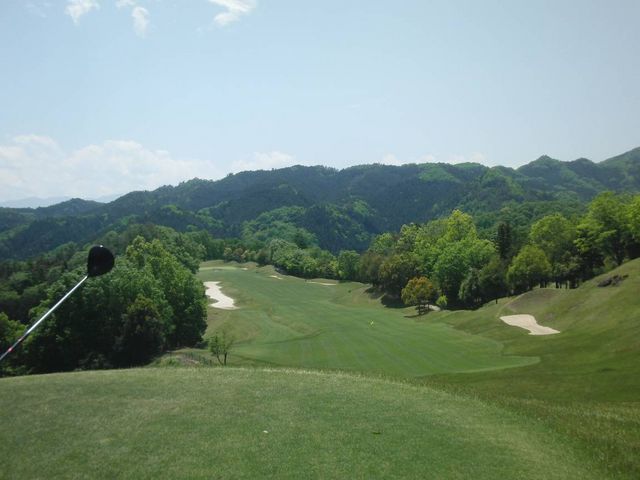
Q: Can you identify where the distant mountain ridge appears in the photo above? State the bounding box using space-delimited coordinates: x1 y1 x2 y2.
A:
1 147 639 259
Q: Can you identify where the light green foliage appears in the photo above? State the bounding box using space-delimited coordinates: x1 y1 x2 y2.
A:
530 214 576 263
627 195 640 242
444 210 477 242
242 207 316 250
575 192 633 266
433 237 495 303
401 276 435 314
507 245 551 292
530 214 579 285
413 218 447 271
369 232 396 255
336 250 360 280
208 329 234 365
435 294 448 309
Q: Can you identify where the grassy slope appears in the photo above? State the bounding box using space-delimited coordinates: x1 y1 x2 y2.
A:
197 262 535 376
2 260 638 478
426 258 640 478
0 368 607 479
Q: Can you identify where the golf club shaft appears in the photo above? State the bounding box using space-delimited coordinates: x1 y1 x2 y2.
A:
0 275 88 363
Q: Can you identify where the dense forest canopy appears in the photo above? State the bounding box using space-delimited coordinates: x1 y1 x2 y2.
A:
1 146 639 259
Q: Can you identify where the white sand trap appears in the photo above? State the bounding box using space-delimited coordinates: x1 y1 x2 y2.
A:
308 281 337 286
500 314 560 335
269 275 283 280
204 281 238 310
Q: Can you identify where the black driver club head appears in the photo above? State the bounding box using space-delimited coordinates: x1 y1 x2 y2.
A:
87 245 115 277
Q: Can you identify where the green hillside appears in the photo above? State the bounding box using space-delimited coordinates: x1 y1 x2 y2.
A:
426 258 640 478
1 146 639 259
0 368 607 479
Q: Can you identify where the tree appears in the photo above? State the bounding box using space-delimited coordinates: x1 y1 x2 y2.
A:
209 329 235 365
436 295 448 310
507 245 551 293
459 269 483 308
379 254 420 297
478 255 508 303
401 277 435 315
444 210 477 243
530 214 577 287
114 295 167 366
337 250 360 280
433 238 494 304
126 237 207 348
576 192 631 267
0 312 22 375
357 251 384 285
496 221 513 260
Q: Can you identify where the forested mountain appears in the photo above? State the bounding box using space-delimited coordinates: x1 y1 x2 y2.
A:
1 147 639 259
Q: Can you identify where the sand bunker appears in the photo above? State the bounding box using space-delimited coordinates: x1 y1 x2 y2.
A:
270 275 283 280
500 314 560 335
308 281 337 286
204 281 237 310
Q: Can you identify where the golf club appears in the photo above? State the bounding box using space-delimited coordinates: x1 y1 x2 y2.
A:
0 245 114 363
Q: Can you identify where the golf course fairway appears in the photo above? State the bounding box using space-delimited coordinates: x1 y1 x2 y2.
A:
198 262 535 376
0 368 606 479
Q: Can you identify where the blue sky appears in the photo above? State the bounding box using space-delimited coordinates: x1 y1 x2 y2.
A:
1 0 639 202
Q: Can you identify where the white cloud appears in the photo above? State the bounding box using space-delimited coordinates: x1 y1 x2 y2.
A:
208 0 256 26
115 0 135 7
65 0 100 24
231 151 298 173
132 6 149 37
0 135 220 202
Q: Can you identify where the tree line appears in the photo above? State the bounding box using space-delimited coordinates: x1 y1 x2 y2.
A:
0 225 208 375
214 191 640 311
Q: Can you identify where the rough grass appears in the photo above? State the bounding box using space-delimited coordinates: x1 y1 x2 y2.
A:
425 258 640 479
0 368 608 479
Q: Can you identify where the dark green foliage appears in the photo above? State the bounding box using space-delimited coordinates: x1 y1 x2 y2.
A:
496 221 513 260
459 269 483 308
1 231 207 374
478 256 508 303
114 295 167 366
379 254 420 298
